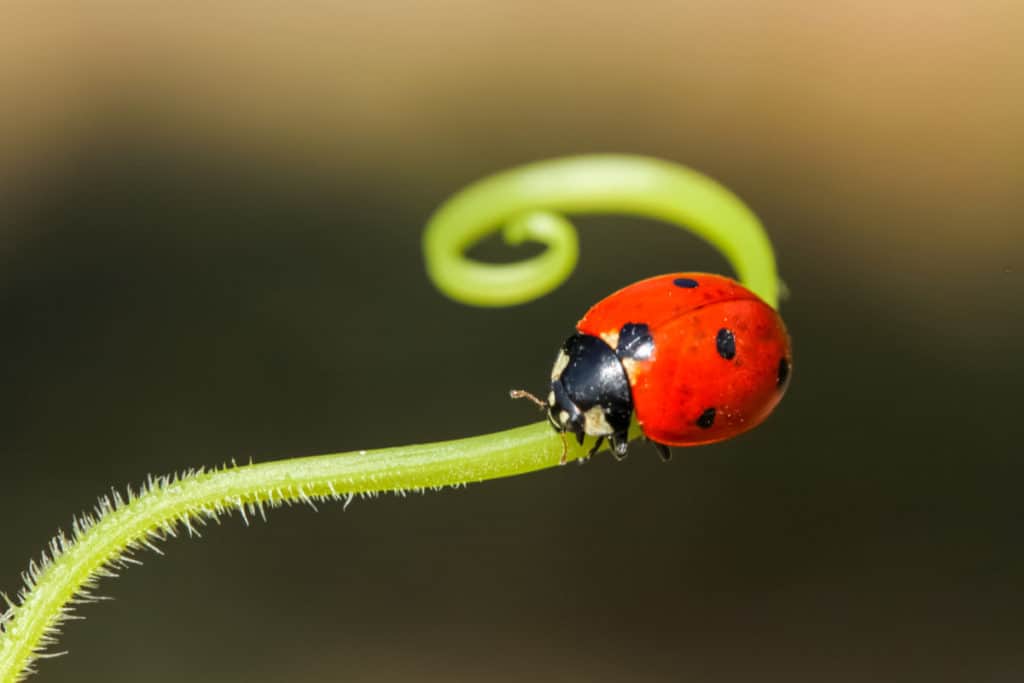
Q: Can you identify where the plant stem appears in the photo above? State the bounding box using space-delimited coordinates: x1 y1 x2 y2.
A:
0 423 585 682
0 154 780 681
423 154 779 308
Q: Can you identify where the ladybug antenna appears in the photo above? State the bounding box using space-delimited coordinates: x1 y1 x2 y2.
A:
510 389 570 465
509 389 547 410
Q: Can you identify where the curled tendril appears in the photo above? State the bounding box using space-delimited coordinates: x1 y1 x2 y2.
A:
0 154 781 683
423 154 780 309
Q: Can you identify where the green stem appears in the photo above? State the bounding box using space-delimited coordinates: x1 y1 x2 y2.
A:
0 424 584 683
424 154 779 308
0 155 779 681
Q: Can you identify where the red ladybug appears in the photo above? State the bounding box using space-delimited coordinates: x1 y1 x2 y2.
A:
515 273 791 461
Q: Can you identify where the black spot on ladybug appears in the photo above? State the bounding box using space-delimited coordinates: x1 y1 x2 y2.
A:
696 407 716 429
715 328 736 360
777 357 790 387
673 277 698 288
616 322 654 361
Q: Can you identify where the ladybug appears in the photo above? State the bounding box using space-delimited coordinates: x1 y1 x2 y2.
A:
513 273 791 462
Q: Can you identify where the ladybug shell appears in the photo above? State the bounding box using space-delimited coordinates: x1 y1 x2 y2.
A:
576 273 791 447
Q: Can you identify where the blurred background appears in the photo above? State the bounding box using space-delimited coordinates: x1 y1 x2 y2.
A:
2 2 1022 681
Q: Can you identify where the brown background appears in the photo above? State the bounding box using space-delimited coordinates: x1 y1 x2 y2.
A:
2 2 1022 681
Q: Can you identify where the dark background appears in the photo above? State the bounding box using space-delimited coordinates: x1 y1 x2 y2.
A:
2 3 1022 681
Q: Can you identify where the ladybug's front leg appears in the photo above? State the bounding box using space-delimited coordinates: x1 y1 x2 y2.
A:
608 432 629 461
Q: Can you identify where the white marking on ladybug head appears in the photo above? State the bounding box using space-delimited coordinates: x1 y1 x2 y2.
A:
550 350 570 381
547 390 556 405
581 405 614 436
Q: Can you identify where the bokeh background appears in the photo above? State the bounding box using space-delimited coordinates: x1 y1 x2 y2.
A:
3 2 1022 681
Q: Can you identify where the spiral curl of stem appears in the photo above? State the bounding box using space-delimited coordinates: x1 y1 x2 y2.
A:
423 155 779 308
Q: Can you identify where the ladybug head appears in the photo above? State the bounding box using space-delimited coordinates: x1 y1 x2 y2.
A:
546 333 633 458
546 375 586 444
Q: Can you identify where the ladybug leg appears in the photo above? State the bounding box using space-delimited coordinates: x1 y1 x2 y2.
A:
587 436 605 458
608 433 629 461
556 415 584 465
649 440 672 462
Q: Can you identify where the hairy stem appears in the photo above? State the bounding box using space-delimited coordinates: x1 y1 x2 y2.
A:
0 423 587 681
0 155 779 681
